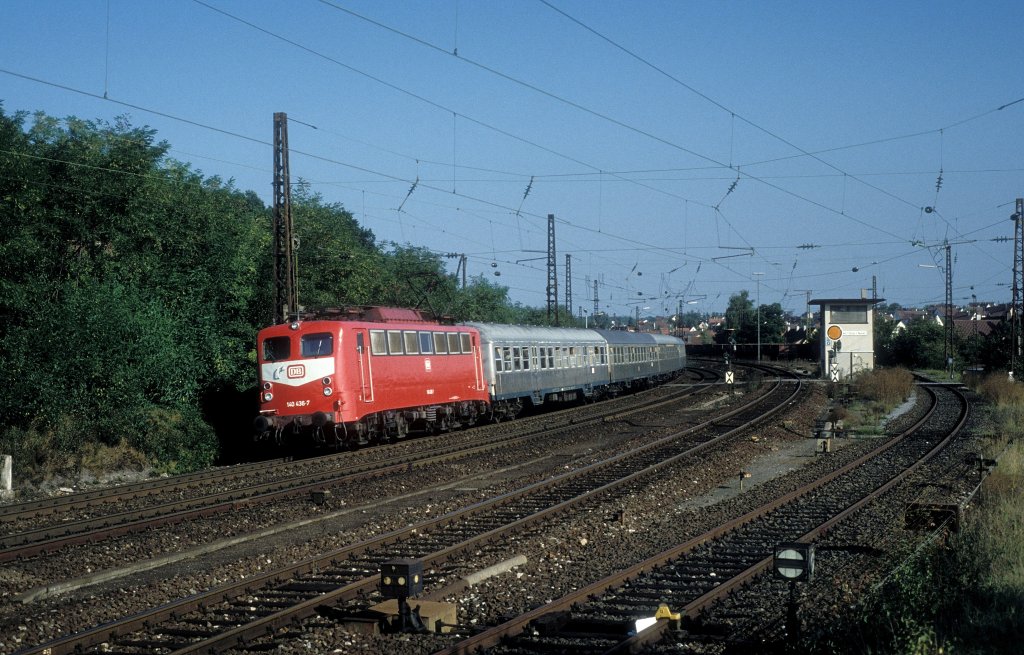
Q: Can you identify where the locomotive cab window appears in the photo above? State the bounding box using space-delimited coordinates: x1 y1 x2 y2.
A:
447 333 461 354
370 330 387 355
263 336 290 361
301 333 333 357
460 333 472 354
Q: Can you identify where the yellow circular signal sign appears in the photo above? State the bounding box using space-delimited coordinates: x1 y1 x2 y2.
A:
826 325 843 340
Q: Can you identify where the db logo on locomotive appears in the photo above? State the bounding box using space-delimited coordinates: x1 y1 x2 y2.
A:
287 365 306 379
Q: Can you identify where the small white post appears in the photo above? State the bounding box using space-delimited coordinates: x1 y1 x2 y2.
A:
1 455 12 499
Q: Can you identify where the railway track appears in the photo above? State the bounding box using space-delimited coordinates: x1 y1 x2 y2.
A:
0 368 719 564
12 365 800 655
437 381 969 654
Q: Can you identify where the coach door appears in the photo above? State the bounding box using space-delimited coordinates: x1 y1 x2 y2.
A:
354 330 374 403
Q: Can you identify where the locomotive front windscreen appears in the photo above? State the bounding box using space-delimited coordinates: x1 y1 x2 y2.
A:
263 336 290 361
301 332 333 357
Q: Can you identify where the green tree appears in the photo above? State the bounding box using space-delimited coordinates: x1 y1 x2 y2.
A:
883 318 945 369
0 107 267 475
290 184 382 312
722 290 786 347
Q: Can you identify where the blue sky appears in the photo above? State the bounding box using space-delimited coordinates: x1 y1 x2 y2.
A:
3 0 1023 320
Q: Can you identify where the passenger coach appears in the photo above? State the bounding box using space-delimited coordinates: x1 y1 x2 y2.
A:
467 323 609 419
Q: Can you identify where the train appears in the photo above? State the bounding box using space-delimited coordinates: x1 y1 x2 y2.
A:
253 307 687 447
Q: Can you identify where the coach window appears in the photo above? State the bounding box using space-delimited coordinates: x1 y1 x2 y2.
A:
448 333 461 354
419 331 433 354
263 336 290 361
370 330 387 355
493 347 504 372
301 332 333 357
433 332 448 354
539 347 547 369
460 333 472 354
404 331 420 355
502 347 513 372
387 330 404 355
513 347 522 370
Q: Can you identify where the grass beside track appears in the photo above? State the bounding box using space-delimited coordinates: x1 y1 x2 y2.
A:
808 373 1024 655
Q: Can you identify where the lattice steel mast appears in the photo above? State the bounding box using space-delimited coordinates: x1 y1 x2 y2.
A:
273 112 297 325
546 214 558 325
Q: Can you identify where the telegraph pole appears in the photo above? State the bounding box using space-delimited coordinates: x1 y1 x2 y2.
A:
547 214 558 325
272 112 297 325
1012 199 1023 376
944 242 953 377
795 290 813 332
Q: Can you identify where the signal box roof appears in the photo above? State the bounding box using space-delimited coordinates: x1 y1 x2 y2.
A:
808 298 885 306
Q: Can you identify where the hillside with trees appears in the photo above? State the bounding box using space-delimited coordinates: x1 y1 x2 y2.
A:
0 107 521 480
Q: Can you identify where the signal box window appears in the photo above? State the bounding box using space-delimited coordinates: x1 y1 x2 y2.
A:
387 330 404 355
263 336 290 361
370 330 387 355
301 333 333 357
831 305 868 324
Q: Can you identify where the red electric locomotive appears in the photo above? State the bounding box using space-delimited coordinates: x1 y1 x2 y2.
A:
253 307 489 446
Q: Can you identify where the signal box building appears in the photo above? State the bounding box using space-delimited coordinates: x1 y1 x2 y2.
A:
809 297 883 381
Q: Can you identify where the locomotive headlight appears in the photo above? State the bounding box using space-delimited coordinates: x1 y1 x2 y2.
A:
322 376 332 385
262 382 273 391
289 322 300 331
262 391 274 402
323 387 333 396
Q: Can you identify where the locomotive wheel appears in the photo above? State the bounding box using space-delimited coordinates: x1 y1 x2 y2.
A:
394 414 409 439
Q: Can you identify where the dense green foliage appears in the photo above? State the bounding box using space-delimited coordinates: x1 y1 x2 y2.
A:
716 290 787 347
0 107 521 479
874 314 1013 373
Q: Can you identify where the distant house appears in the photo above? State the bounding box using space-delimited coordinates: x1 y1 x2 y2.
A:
892 309 942 333
953 302 1005 340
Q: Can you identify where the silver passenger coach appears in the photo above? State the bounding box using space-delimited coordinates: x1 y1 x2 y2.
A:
466 322 686 421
